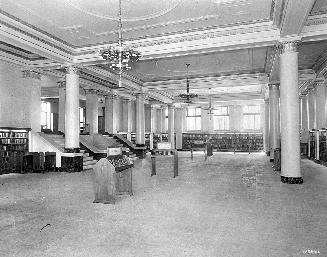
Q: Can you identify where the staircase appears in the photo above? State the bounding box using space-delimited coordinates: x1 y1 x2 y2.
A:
45 134 97 171
81 150 97 170
102 134 138 160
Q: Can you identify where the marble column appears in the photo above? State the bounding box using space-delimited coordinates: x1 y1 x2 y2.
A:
127 100 133 141
58 81 66 133
104 94 118 135
264 99 270 155
315 82 326 129
300 94 309 144
85 90 98 134
308 88 316 130
268 83 280 160
136 93 145 145
174 107 184 149
279 41 302 184
168 105 175 149
161 106 167 133
122 99 129 132
156 108 163 133
62 66 83 172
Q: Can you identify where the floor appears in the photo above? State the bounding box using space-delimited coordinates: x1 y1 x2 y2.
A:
0 152 326 257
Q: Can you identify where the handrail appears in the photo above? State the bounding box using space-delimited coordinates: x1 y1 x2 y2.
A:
114 134 145 150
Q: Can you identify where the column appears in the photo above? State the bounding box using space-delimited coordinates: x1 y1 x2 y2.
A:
279 41 302 184
85 90 98 134
264 99 270 155
136 93 145 145
168 105 175 149
308 88 316 130
156 108 162 133
64 66 80 150
268 83 280 160
58 81 66 133
104 94 118 135
127 100 133 141
150 106 158 150
315 82 326 129
175 107 184 149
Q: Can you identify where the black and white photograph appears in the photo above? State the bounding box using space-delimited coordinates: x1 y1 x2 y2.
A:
0 0 326 256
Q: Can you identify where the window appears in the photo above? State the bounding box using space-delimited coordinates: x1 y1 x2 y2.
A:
41 101 51 130
213 106 229 130
243 105 260 130
187 107 201 131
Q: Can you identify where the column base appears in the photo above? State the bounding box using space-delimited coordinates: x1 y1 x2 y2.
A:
266 151 270 156
61 155 83 172
281 176 303 184
269 158 274 162
64 148 80 153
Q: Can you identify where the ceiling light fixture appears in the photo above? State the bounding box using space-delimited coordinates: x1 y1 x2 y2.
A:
178 63 198 103
99 0 141 87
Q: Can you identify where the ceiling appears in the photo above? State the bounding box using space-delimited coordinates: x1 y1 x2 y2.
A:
2 0 327 106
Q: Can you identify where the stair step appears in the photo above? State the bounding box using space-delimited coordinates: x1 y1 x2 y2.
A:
83 164 95 170
83 160 97 165
83 156 93 161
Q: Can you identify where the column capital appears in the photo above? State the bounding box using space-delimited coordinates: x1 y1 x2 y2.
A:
22 70 41 80
65 65 80 75
84 88 98 95
277 40 301 54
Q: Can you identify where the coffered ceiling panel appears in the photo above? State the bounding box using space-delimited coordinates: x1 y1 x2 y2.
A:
298 40 327 70
310 0 327 15
1 0 272 48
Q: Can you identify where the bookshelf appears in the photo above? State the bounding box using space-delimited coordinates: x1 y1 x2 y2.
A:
182 132 263 152
0 127 30 174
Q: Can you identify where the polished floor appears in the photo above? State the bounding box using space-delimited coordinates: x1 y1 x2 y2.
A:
0 152 326 257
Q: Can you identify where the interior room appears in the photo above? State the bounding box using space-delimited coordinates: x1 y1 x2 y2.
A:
1 0 327 256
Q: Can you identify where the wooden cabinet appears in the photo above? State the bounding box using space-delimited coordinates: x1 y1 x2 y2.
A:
0 127 30 174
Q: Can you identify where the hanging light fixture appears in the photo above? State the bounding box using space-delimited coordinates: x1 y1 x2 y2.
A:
99 0 141 87
206 88 214 120
178 63 198 103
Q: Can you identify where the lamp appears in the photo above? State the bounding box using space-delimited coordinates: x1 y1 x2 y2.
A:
178 64 198 103
100 0 141 87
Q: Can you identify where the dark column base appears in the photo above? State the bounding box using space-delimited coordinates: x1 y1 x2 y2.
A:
135 145 146 159
64 148 80 153
269 158 274 162
281 176 303 184
266 151 270 156
93 153 107 160
61 156 83 172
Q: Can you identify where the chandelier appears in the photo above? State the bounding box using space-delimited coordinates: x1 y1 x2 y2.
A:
99 0 141 87
178 64 198 103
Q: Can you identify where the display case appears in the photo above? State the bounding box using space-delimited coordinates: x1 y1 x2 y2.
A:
0 127 30 174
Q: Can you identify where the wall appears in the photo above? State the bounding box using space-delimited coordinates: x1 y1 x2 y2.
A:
0 61 41 132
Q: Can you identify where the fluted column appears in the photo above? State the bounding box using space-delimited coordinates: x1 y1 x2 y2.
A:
85 89 98 134
264 98 270 155
136 93 145 145
168 105 175 149
268 83 280 160
279 40 302 184
58 81 66 133
64 66 80 150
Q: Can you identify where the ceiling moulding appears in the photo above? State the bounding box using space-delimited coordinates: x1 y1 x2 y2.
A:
0 10 75 52
0 50 30 67
143 73 268 88
301 13 327 42
74 21 279 64
0 20 73 63
84 66 142 92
